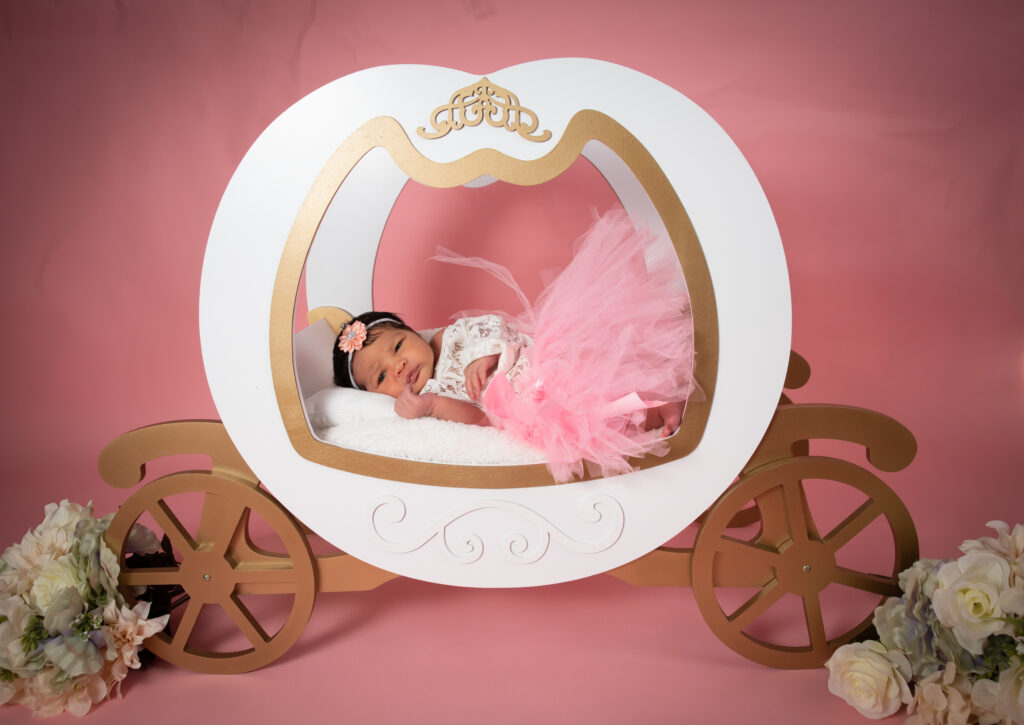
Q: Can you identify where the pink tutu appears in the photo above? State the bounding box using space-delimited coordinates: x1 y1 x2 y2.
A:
434 210 695 482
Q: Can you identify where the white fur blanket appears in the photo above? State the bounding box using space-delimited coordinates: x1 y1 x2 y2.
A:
316 416 545 466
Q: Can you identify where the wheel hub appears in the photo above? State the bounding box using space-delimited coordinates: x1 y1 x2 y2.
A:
179 551 235 603
774 539 835 596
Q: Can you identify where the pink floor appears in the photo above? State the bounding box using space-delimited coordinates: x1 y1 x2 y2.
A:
2 1 1022 723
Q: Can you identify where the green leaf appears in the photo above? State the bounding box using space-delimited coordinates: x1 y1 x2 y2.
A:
20 615 46 655
981 634 1018 675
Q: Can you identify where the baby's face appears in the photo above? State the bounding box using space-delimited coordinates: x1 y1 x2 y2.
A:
351 326 434 398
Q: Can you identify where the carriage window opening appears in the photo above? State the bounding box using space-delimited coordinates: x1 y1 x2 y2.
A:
277 119 715 488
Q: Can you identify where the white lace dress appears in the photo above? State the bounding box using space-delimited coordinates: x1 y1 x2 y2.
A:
421 314 531 405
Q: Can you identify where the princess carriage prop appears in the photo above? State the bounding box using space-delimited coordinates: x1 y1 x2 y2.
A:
97 59 919 674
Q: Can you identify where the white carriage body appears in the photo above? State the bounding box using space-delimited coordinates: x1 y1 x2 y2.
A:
199 59 791 588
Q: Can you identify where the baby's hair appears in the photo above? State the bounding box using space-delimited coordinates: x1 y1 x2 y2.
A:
332 311 414 389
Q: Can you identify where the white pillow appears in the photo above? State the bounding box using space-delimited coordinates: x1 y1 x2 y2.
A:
304 386 399 428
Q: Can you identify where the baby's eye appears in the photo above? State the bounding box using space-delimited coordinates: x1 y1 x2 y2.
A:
395 339 403 352
377 371 386 386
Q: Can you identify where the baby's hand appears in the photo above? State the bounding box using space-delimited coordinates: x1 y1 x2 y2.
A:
464 354 499 401
395 385 435 419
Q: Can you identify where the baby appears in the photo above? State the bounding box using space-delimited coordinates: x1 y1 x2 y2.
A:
332 311 505 427
332 310 685 479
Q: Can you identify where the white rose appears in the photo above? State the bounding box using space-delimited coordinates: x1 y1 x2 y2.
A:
932 552 1013 655
28 556 80 611
826 640 913 719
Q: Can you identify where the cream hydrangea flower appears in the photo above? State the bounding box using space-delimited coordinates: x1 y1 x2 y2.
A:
10 664 109 718
992 663 1024 725
0 595 35 677
97 541 120 600
826 640 913 719
1 531 56 599
61 674 109 719
42 634 103 678
905 663 973 725
873 558 979 679
1 501 94 599
0 566 22 599
125 523 161 555
874 597 944 679
970 678 1002 725
0 676 19 706
28 500 94 562
38 500 91 533
932 552 1014 655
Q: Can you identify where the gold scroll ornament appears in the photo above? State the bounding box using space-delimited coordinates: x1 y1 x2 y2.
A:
417 77 552 143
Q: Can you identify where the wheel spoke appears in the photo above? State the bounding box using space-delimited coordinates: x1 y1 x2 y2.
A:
196 493 248 558
150 501 197 554
832 567 897 596
222 594 269 647
728 581 785 631
803 592 827 650
232 566 298 595
716 536 783 572
782 480 813 543
120 567 181 587
824 500 883 553
752 487 787 539
171 599 203 651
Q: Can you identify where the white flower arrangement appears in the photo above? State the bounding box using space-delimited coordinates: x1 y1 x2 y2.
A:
827 521 1024 724
0 500 168 718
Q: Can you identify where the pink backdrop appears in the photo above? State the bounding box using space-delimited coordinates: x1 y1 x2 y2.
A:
1 1 1021 723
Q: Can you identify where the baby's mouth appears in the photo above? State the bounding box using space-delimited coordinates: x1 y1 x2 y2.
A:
406 365 420 385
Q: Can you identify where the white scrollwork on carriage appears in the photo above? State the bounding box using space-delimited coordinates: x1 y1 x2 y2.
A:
367 493 624 564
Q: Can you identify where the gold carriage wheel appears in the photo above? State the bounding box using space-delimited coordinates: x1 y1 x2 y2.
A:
104 473 318 674
691 456 918 669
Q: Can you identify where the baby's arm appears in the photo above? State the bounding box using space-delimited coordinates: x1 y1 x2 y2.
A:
464 354 499 401
395 385 490 427
459 315 525 398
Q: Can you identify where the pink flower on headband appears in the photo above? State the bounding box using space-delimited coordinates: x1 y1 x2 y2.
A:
338 320 368 353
